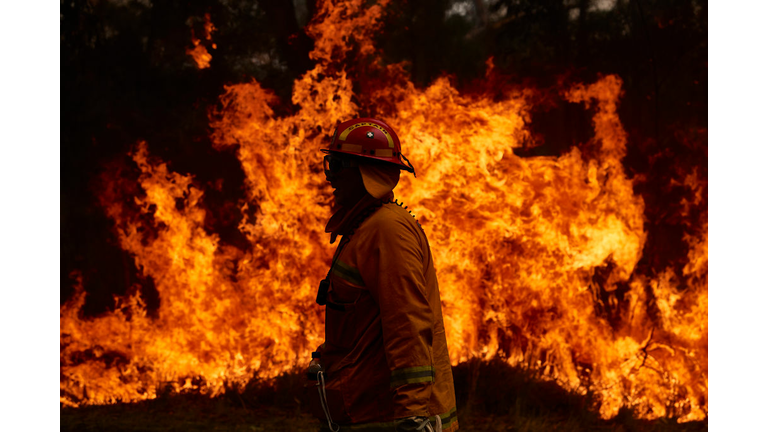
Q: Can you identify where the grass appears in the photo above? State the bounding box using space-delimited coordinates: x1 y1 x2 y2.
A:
451 359 707 431
61 359 707 431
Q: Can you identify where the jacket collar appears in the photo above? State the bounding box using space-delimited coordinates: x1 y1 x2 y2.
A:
325 191 394 244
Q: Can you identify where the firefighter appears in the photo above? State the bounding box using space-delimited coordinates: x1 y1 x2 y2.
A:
308 118 458 432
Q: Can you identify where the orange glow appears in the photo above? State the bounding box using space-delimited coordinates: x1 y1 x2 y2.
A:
61 0 707 422
186 13 216 69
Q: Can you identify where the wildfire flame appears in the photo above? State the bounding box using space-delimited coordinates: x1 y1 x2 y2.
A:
186 13 216 69
61 0 707 422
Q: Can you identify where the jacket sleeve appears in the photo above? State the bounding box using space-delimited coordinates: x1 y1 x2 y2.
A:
358 211 435 418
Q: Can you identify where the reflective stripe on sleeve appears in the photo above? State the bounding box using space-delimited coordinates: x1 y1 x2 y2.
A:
389 365 436 388
332 260 366 287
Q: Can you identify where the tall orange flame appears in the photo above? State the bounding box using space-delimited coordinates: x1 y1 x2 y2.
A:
61 0 706 421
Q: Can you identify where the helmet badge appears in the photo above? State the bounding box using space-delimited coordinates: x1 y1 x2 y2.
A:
366 131 374 138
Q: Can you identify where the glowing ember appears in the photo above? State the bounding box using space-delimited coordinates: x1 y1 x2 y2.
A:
61 0 707 422
186 13 216 69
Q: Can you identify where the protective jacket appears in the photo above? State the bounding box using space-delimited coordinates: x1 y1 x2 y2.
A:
312 192 458 431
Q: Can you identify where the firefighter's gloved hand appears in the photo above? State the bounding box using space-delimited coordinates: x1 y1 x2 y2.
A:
395 416 433 432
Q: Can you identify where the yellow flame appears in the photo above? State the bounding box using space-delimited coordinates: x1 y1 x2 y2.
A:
61 0 706 421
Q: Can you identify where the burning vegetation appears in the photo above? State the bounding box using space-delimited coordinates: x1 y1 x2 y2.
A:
186 13 216 69
60 0 707 424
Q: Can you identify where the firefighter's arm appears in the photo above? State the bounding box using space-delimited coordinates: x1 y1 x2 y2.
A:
313 342 326 360
359 212 434 418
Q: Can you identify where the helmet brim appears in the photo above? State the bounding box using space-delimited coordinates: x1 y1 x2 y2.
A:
320 149 415 173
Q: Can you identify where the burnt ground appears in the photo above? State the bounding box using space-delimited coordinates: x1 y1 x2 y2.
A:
61 359 707 432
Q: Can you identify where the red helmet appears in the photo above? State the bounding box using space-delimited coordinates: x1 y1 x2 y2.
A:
322 118 415 174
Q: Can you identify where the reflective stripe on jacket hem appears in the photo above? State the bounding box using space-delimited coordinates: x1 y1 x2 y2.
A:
439 406 459 432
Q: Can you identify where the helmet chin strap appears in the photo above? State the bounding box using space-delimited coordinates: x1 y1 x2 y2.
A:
400 153 417 177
